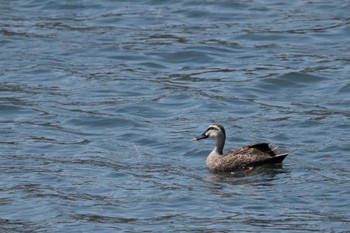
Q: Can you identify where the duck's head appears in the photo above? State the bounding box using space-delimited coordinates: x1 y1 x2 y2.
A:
192 124 226 141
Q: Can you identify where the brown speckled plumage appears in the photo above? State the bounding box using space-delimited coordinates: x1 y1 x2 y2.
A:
193 124 288 172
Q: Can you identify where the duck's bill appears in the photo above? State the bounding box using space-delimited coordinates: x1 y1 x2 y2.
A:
192 134 208 141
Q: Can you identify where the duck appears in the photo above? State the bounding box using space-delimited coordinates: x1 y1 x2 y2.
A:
192 124 288 172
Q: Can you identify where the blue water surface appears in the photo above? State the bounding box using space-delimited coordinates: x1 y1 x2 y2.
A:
1 0 350 232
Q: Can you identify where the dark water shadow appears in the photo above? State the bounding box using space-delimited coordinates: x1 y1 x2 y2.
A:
205 163 291 186
252 72 327 94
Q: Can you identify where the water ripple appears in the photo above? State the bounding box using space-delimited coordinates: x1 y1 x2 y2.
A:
1 0 350 232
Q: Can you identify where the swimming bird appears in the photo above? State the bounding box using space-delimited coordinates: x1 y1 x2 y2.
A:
192 124 288 172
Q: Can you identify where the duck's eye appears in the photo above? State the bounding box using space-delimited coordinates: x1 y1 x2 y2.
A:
208 127 217 131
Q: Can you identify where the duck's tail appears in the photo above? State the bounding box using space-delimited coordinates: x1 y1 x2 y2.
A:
246 153 288 168
271 153 288 163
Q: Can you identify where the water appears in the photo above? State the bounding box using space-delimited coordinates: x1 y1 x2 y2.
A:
1 0 350 232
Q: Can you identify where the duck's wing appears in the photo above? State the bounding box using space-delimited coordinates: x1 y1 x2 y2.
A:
221 143 288 171
246 142 277 156
245 152 288 168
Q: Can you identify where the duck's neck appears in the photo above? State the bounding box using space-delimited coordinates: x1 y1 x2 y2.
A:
211 134 225 155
